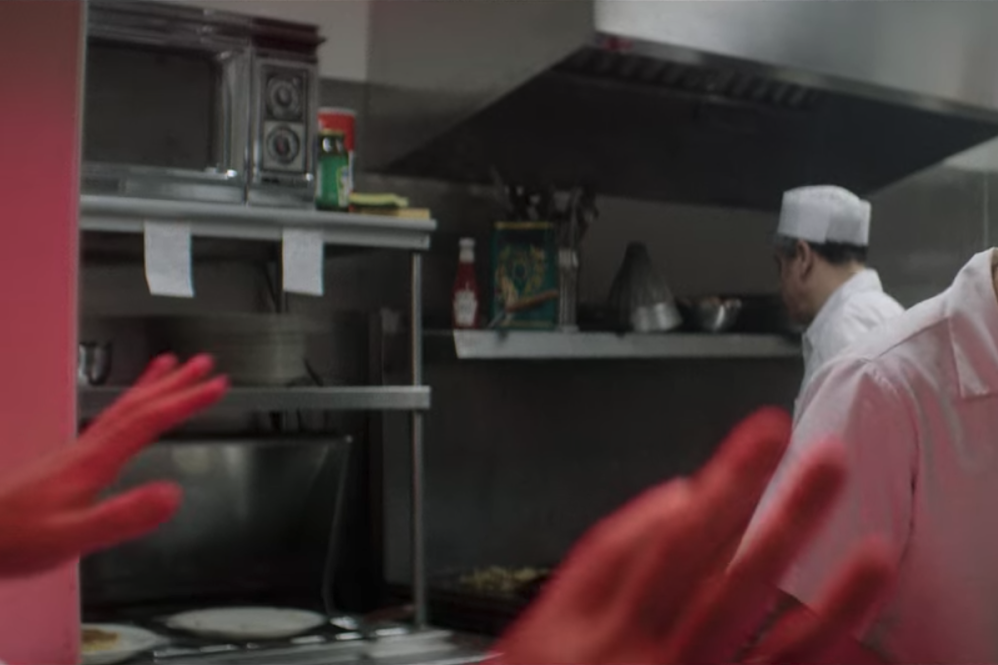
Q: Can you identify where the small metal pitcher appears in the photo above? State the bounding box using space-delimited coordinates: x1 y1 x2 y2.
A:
78 342 112 386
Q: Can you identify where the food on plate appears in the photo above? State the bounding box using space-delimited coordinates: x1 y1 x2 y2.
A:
458 566 550 596
82 627 120 653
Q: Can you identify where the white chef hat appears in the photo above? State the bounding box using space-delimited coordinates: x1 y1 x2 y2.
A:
776 185 871 247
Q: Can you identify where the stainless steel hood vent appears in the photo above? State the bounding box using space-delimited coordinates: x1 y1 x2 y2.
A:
365 1 998 210
559 50 822 113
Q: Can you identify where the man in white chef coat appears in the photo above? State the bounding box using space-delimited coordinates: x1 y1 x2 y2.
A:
741 248 998 663
774 186 903 409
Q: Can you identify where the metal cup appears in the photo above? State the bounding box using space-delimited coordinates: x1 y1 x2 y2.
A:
78 342 112 386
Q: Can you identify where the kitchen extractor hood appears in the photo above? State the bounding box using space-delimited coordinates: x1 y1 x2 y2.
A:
364 1 998 210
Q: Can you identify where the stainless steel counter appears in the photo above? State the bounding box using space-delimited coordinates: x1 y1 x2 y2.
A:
132 628 492 665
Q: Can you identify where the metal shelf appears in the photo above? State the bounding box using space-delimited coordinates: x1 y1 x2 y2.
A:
79 194 436 251
78 385 431 417
78 198 433 628
432 329 801 360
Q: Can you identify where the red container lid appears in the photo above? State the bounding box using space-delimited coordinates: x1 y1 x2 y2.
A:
318 107 356 151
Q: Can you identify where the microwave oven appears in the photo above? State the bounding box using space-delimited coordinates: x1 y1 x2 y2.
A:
82 0 322 208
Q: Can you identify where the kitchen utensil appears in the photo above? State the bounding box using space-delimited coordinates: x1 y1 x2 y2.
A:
81 624 163 665
554 185 597 248
490 168 514 219
681 297 743 333
78 342 112 386
607 243 682 333
554 186 591 331
576 185 598 244
163 607 327 640
557 248 580 331
488 289 560 329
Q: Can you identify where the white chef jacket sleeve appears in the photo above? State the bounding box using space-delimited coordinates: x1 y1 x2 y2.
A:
741 356 917 633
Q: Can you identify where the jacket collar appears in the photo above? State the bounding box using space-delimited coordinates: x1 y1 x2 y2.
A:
804 269 885 351
946 250 998 400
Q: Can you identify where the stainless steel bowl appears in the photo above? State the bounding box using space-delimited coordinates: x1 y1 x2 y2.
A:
690 297 742 333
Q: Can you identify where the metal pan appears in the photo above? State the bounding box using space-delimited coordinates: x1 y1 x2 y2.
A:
146 314 328 386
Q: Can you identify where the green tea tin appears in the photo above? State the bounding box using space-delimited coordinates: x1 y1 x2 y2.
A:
491 222 559 329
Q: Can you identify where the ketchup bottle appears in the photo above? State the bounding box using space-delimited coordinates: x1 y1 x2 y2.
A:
452 238 481 329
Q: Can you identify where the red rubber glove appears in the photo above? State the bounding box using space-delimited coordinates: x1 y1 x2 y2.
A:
0 354 226 577
493 408 894 665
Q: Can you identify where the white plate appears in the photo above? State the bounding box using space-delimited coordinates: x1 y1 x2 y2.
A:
163 607 327 641
82 624 163 665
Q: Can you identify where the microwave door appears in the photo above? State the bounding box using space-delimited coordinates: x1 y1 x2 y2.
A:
82 35 251 203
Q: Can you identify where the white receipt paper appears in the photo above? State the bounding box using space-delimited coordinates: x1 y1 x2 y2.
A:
143 220 194 298
282 227 324 296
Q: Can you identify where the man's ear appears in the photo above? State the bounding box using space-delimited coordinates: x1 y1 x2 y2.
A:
796 240 815 278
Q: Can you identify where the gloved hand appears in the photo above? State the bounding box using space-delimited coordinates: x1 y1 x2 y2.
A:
0 354 226 576
493 408 893 664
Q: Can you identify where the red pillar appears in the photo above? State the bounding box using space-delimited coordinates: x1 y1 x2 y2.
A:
0 1 84 662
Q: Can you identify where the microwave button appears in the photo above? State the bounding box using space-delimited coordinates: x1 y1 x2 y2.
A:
262 122 305 172
268 126 300 162
266 74 303 121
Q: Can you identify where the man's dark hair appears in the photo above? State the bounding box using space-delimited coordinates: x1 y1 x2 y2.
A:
775 236 868 266
811 241 868 265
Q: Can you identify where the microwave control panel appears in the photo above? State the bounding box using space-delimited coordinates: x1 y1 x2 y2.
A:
258 65 311 174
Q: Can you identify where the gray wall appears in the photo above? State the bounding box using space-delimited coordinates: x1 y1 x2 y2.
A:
868 165 994 306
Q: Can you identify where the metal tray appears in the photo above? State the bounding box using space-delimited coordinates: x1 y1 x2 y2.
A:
392 567 551 636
